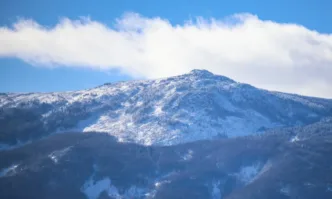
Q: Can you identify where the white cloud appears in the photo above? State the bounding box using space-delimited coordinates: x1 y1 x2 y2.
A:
0 13 332 98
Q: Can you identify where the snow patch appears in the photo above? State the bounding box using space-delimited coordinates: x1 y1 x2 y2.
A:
154 180 170 189
123 102 131 107
48 146 72 163
211 181 221 199
234 162 263 185
280 185 291 196
182 149 194 161
153 105 163 116
81 175 148 199
0 164 19 177
290 135 300 143
124 186 147 198
221 112 276 137
152 171 176 190
136 101 143 106
81 177 118 199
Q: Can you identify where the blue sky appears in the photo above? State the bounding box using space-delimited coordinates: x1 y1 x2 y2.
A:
0 0 332 97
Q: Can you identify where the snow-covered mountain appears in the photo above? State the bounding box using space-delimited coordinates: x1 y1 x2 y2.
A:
1 69 332 146
1 70 332 199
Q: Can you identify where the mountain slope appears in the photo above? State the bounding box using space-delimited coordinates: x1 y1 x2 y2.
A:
1 70 332 146
1 119 332 199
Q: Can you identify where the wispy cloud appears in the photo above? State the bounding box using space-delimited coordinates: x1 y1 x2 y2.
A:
1 13 332 98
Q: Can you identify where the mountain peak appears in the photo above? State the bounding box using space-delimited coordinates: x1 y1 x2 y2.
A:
189 69 214 76
188 69 235 83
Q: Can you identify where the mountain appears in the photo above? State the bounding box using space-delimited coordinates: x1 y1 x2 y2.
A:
1 69 332 147
1 69 332 199
1 118 332 199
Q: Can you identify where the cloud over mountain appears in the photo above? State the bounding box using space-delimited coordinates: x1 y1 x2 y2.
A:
0 13 332 97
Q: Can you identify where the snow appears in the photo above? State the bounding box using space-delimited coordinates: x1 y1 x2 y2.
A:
153 171 176 189
1 70 331 146
136 101 143 106
220 113 274 137
153 105 163 116
254 160 273 179
0 164 19 178
211 181 221 199
154 182 162 188
280 185 291 196
182 149 194 161
48 146 72 164
81 177 117 199
273 92 326 109
81 164 149 199
234 162 264 185
124 186 147 198
81 176 148 199
290 135 300 143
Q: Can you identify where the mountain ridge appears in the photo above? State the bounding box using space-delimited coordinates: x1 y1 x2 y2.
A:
1 70 332 147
